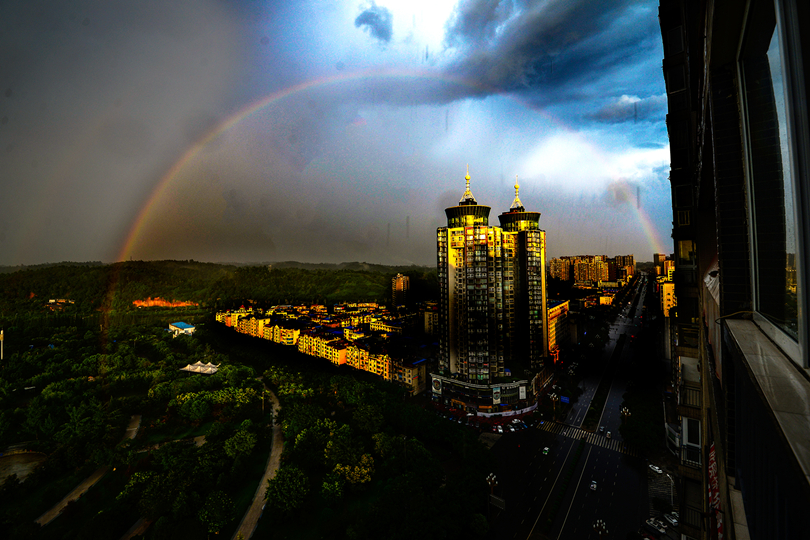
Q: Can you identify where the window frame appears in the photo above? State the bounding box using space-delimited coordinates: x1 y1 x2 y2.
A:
737 0 810 370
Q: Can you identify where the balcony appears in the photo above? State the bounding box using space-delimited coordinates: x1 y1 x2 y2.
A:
680 445 702 469
677 355 702 418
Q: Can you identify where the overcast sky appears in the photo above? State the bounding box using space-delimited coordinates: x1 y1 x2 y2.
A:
1 0 672 266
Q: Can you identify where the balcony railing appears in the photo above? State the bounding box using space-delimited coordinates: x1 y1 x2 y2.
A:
680 445 702 468
679 384 701 408
682 504 703 529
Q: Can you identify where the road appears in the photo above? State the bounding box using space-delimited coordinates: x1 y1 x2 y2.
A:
489 275 653 539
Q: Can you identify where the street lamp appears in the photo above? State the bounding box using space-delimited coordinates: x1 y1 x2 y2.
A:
486 473 498 519
593 519 608 537
549 393 559 419
486 473 498 494
621 406 631 425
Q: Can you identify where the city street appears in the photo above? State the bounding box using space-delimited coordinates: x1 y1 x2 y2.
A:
488 276 657 539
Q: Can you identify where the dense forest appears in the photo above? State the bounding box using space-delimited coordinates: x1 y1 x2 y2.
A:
0 260 437 326
0 261 491 539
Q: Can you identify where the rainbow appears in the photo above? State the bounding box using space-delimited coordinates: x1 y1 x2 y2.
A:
116 67 669 262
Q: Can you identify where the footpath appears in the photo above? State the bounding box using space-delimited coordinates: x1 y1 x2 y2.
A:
35 415 141 526
231 384 283 540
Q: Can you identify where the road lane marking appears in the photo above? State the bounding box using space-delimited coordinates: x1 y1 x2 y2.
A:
556 447 594 540
525 439 578 540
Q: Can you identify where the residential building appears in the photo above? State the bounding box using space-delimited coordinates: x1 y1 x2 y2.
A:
434 171 546 413
392 273 410 306
547 299 570 365
658 1 809 538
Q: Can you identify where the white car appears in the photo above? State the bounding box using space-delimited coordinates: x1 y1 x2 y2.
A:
645 518 666 534
648 464 663 474
590 480 597 491
664 513 679 526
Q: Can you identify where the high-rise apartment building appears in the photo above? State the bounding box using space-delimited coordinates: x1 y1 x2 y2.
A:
659 1 809 538
433 171 547 413
391 273 409 306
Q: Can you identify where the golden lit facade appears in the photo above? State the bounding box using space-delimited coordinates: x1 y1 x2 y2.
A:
547 299 570 364
391 273 410 306
437 172 548 387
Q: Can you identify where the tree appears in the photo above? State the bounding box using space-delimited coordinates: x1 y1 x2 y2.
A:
334 454 374 486
224 429 257 459
197 490 235 533
321 470 344 505
353 404 384 434
265 466 308 513
180 396 212 423
324 423 359 469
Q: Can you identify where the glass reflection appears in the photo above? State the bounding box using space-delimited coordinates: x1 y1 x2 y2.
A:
742 11 799 339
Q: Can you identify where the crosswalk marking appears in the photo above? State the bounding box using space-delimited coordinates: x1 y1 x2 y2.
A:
536 421 639 457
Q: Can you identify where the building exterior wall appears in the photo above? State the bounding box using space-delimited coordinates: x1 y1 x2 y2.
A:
659 1 810 538
435 173 547 412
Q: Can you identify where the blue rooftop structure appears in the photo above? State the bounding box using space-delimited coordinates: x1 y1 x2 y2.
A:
169 322 196 337
171 322 194 330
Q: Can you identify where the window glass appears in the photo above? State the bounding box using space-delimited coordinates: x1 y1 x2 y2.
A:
677 240 696 266
741 5 799 340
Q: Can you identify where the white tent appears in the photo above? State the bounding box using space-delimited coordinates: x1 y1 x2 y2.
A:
179 361 220 375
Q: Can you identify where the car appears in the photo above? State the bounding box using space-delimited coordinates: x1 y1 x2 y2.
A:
644 518 666 534
648 464 663 474
664 513 679 526
590 480 597 491
496 425 503 434
654 518 668 530
599 426 605 434
543 447 549 455
606 431 611 438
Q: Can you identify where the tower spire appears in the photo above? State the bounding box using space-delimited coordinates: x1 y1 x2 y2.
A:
459 164 477 204
510 175 524 211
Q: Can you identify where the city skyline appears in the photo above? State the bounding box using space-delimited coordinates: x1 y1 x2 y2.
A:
1 0 673 267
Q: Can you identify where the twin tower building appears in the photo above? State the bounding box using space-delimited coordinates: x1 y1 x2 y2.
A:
433 168 549 414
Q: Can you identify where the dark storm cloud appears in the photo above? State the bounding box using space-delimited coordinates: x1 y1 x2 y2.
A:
444 0 516 47
440 0 661 106
588 94 667 123
355 3 393 43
